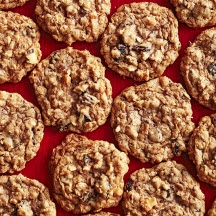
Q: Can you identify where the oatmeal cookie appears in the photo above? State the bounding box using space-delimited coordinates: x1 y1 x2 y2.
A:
86 212 120 216
0 174 56 215
181 28 216 110
100 2 181 82
188 113 216 187
208 199 216 216
35 0 111 45
0 91 44 174
50 133 129 214
111 76 195 163
0 11 41 84
123 161 205 215
0 0 30 9
169 0 216 28
29 47 112 133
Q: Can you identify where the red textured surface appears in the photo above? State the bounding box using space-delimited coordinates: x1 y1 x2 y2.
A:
1 0 216 215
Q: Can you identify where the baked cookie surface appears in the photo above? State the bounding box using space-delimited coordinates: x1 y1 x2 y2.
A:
208 199 216 216
0 11 41 84
189 113 216 187
100 2 181 81
86 211 120 216
35 0 111 45
0 174 56 215
170 0 216 28
111 76 195 163
50 133 129 214
30 47 112 133
181 28 216 110
0 0 30 9
0 91 44 174
123 161 205 215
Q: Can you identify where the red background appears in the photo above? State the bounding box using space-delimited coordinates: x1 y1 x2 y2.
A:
1 0 216 215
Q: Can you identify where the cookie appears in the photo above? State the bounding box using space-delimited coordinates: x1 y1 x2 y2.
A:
169 0 216 28
30 47 112 133
0 0 30 9
123 161 205 215
0 91 44 174
111 76 195 163
0 174 56 215
188 113 216 187
0 11 41 84
86 212 120 216
208 199 216 216
100 2 181 82
181 28 216 110
35 0 111 45
49 133 129 214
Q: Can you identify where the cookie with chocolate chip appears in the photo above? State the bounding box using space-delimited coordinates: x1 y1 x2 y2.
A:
0 0 30 9
0 11 41 84
181 28 216 110
0 91 44 174
208 198 216 215
123 161 205 215
189 113 216 187
0 174 56 215
29 47 112 133
111 76 195 163
169 0 216 28
35 0 111 45
100 2 181 81
50 133 129 214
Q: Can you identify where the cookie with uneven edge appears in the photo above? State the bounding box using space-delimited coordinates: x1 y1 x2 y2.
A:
189 113 216 187
181 28 216 110
208 199 216 216
0 11 41 84
50 133 129 214
29 47 112 133
0 174 56 215
0 91 44 174
0 0 30 9
100 2 181 82
123 161 205 216
86 212 120 216
169 0 216 28
111 76 195 163
35 0 111 45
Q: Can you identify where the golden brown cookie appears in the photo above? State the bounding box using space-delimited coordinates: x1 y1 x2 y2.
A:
50 133 129 214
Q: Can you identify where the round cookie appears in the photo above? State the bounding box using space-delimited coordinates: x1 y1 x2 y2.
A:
87 212 120 216
169 0 216 28
111 76 195 163
0 11 41 84
35 0 111 45
0 0 30 9
208 199 216 216
188 113 216 187
181 28 216 110
100 2 181 82
49 133 129 214
0 91 44 174
0 174 56 215
29 47 112 133
123 161 205 215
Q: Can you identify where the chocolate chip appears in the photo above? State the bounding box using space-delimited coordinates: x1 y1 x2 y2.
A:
25 26 36 38
208 62 216 76
58 123 71 132
50 53 60 64
82 191 94 203
173 143 180 155
117 44 128 55
166 189 171 198
84 115 92 122
126 179 133 191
